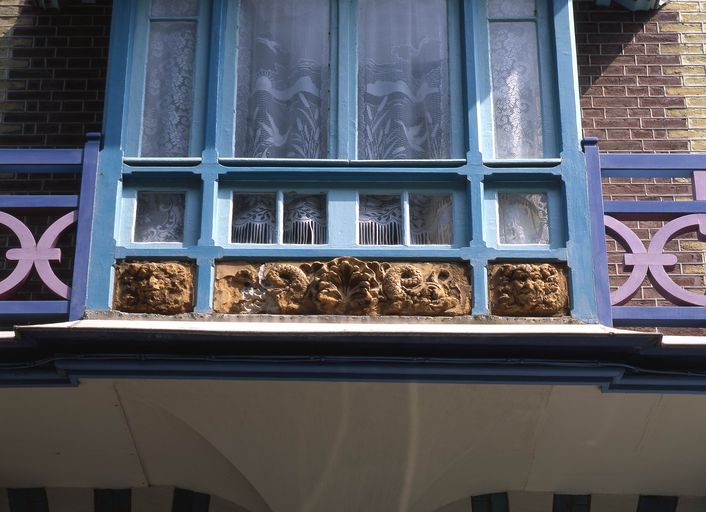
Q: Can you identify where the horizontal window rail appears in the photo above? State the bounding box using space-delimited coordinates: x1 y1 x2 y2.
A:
584 137 706 327
0 133 100 324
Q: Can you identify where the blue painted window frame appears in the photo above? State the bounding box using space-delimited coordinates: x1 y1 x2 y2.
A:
124 0 211 158
483 179 565 251
474 0 561 162
118 185 201 248
88 0 601 323
217 0 467 162
215 183 468 250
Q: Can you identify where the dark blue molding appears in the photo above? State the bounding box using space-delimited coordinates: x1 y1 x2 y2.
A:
172 489 210 512
554 495 591 512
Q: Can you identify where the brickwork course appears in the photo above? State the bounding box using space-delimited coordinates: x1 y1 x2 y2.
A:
0 0 704 329
576 0 706 333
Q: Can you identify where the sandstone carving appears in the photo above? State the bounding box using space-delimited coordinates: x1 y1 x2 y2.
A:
214 257 471 316
114 261 194 315
488 263 569 317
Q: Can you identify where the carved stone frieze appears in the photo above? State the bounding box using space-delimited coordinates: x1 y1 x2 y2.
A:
114 261 194 315
214 257 471 316
488 263 569 317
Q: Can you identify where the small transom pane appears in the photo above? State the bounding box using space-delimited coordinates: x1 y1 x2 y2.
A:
134 192 185 243
488 0 535 18
359 195 402 245
232 193 276 244
410 194 452 245
283 193 327 244
151 0 198 17
498 192 549 245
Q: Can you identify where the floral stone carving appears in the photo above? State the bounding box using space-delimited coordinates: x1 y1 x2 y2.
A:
488 263 569 317
214 257 471 316
114 261 194 315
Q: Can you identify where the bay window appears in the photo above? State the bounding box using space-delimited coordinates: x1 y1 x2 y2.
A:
88 0 600 321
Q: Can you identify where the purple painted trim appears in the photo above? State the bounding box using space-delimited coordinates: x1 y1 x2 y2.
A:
606 214 706 307
0 196 79 209
69 133 100 321
0 149 82 168
0 210 77 300
694 171 706 200
0 301 69 317
605 200 706 215
601 153 706 170
612 306 706 327
583 138 613 326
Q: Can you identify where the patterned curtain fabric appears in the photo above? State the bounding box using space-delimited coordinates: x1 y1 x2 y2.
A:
497 192 549 244
358 0 450 160
141 1 199 157
488 0 544 159
235 0 330 159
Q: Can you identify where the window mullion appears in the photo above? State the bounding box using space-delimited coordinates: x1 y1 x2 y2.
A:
337 0 357 160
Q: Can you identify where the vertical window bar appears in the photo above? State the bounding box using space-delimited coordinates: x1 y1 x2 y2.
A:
276 190 284 244
402 190 411 245
554 495 591 512
637 496 679 512
94 489 131 512
7 489 49 512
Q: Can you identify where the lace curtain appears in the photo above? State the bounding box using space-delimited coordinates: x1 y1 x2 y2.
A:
498 193 549 245
488 0 544 159
358 0 450 160
235 0 329 159
134 192 186 243
141 10 197 157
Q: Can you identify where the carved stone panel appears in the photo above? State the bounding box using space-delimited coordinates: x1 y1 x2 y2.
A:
114 261 194 315
214 257 471 316
488 263 569 317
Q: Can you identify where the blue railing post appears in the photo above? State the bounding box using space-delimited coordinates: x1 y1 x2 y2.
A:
583 137 613 326
69 132 101 321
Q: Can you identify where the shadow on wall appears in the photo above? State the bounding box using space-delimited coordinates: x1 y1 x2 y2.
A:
574 0 690 153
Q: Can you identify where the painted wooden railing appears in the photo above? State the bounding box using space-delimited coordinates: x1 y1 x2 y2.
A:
0 133 99 322
585 138 706 327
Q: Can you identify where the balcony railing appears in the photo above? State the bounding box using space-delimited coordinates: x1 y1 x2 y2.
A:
585 138 706 327
0 134 99 323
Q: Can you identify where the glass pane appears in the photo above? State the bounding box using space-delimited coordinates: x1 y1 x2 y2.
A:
410 194 452 245
151 0 198 17
235 0 330 158
489 22 543 159
141 21 196 157
488 0 535 18
283 193 326 244
134 192 186 243
358 195 402 245
232 193 276 244
498 192 549 245
358 0 450 160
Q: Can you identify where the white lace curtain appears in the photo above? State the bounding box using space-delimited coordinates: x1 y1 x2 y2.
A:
358 0 450 160
235 0 330 159
141 0 199 157
488 0 544 159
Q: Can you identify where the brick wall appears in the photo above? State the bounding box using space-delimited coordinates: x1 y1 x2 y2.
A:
576 0 706 334
0 0 110 148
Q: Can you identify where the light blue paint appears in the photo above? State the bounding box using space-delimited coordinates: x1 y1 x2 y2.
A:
86 0 600 323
